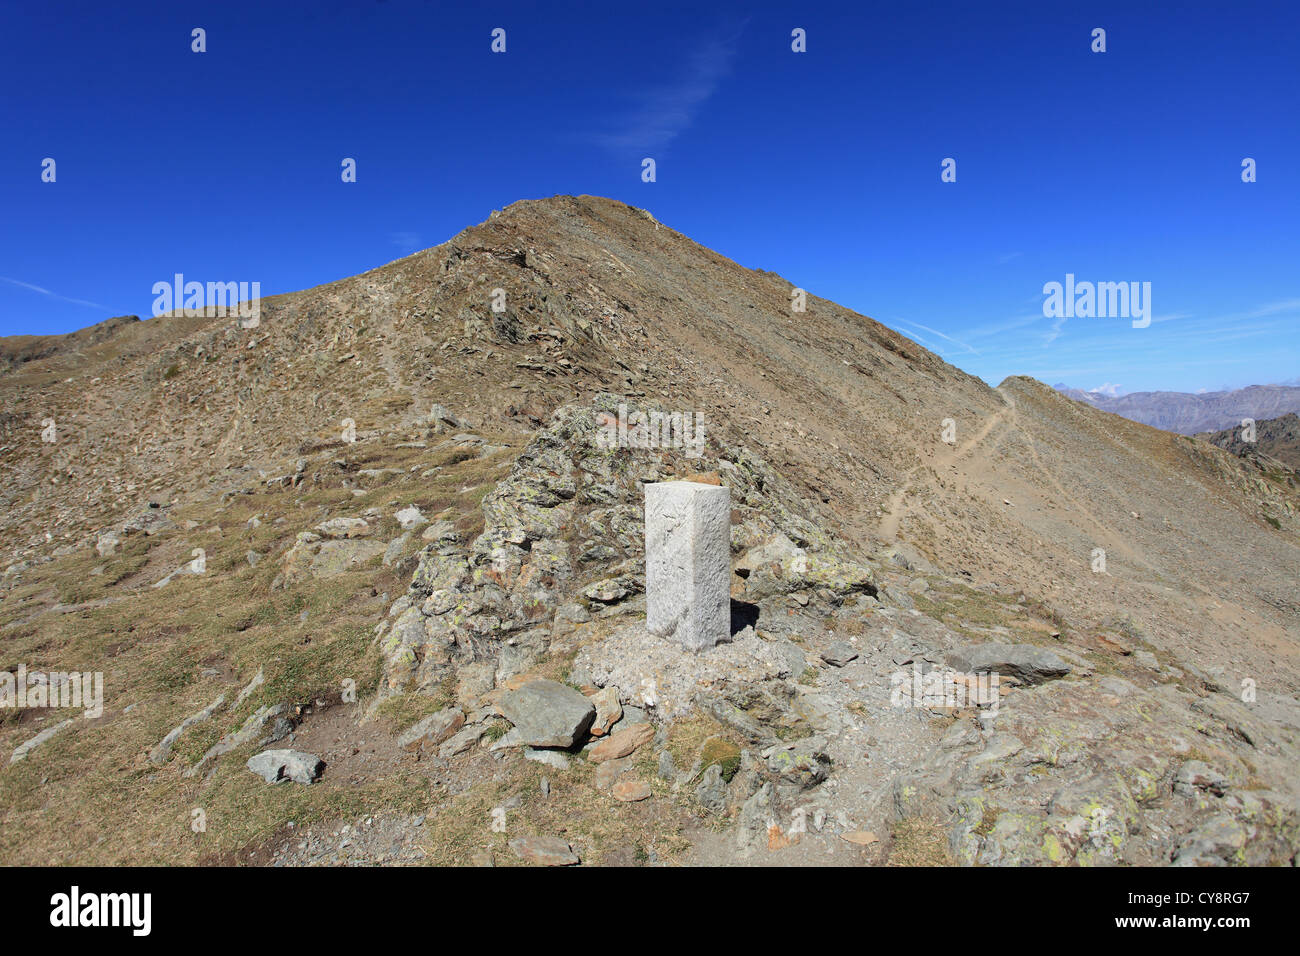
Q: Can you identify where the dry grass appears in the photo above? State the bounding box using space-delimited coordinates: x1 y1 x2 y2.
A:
887 812 955 866
417 753 694 867
0 434 517 865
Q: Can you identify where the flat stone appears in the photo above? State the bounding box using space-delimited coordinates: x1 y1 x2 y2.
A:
589 722 654 763
398 707 466 752
612 779 652 802
944 644 1071 685
497 679 595 748
820 641 859 667
246 749 325 785
508 835 579 866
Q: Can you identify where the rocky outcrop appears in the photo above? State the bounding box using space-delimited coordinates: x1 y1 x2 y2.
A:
892 674 1300 866
279 532 385 584
374 394 876 699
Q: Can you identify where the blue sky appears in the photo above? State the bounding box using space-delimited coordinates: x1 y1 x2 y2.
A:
2 0 1296 394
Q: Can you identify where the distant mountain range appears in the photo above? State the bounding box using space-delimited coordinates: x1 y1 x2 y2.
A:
1052 383 1300 435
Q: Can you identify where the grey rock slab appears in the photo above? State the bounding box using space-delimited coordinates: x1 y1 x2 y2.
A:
508 835 579 866
247 749 325 785
150 694 226 765
10 718 75 763
497 679 595 748
944 643 1071 685
820 641 859 667
398 707 466 752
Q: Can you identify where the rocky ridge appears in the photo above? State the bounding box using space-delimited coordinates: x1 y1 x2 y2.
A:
1 196 1297 866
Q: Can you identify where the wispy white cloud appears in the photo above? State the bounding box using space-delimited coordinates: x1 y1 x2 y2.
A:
962 313 1045 342
1244 298 1300 318
892 318 979 355
593 26 745 154
389 232 423 255
1 276 107 310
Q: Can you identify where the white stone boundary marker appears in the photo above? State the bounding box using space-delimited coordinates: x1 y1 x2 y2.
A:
645 480 731 652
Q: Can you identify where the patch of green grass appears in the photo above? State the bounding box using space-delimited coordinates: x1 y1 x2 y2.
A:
699 737 742 782
373 684 456 735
